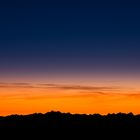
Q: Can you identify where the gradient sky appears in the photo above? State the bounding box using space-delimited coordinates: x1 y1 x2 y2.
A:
0 0 140 115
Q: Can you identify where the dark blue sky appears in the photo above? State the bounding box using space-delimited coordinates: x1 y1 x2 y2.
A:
0 0 140 78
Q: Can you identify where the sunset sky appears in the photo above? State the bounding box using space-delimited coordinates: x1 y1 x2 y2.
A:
0 0 140 115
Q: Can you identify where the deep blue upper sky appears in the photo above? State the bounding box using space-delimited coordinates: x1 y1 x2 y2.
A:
0 0 140 77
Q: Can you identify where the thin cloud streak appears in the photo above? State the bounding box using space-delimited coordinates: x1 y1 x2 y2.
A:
0 82 34 88
0 82 120 100
0 82 119 91
1 82 140 100
39 83 120 92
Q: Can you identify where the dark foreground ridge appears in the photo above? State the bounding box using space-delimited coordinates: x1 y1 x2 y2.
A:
1 111 140 138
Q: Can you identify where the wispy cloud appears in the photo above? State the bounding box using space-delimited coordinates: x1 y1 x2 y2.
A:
124 93 140 98
0 82 119 91
0 82 34 88
0 82 120 100
39 83 119 92
1 82 140 100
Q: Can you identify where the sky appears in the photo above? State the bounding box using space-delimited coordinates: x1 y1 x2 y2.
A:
0 0 140 115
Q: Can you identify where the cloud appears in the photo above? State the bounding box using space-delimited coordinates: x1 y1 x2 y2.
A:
0 82 34 88
0 82 121 100
11 83 31 86
124 93 140 98
39 84 58 87
39 83 119 92
0 82 119 91
2 82 139 100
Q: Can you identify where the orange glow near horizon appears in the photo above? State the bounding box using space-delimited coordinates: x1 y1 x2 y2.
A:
0 81 140 116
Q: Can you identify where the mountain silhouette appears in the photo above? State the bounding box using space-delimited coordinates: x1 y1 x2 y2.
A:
0 111 140 139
